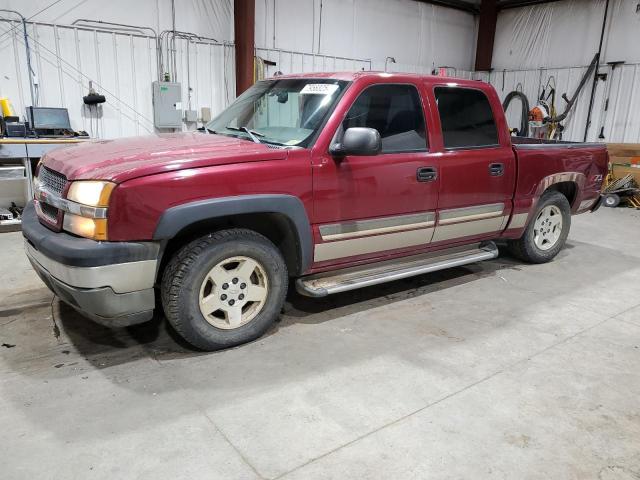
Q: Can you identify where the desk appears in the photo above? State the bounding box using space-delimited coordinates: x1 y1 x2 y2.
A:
0 138 88 231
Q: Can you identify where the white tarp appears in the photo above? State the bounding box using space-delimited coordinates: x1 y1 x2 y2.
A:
493 0 640 70
256 0 478 72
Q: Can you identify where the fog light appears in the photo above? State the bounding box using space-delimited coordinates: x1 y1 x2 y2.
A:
63 213 108 240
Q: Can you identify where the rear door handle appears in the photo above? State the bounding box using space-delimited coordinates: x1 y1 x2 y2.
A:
417 166 437 182
489 163 504 176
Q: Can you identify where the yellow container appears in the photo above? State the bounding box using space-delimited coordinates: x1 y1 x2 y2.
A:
0 97 15 117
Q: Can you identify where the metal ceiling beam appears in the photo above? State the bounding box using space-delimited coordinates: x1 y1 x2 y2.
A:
234 0 255 95
415 0 564 15
415 0 480 15
496 0 562 9
475 0 498 71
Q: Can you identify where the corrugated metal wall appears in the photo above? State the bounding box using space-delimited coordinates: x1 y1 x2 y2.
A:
354 60 640 143
480 63 640 143
0 19 234 138
255 47 371 76
485 66 596 142
2 19 639 143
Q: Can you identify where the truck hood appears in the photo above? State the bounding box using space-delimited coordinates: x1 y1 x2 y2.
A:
41 132 289 183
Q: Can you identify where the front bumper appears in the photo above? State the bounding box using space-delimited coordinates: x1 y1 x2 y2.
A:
22 202 160 327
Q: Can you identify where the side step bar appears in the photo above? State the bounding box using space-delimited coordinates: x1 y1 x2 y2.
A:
296 242 499 297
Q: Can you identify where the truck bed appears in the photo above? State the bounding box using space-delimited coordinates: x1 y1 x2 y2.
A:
511 137 608 214
511 136 606 148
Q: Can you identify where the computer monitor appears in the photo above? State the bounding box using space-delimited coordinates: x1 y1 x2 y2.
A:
27 106 71 131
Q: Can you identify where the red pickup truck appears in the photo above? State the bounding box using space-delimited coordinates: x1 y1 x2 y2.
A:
23 72 608 350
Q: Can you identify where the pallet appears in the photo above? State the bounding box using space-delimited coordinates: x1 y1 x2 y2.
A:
607 144 640 186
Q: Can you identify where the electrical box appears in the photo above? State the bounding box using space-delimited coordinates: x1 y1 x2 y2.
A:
152 81 182 128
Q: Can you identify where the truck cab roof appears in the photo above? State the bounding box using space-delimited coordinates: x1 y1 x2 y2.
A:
269 71 487 88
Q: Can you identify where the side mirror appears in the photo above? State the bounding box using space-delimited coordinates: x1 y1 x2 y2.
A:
330 127 382 157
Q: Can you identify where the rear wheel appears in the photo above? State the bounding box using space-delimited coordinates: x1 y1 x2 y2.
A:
161 229 288 351
603 193 621 208
508 190 571 263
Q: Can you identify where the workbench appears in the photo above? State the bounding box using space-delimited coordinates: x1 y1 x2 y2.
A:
0 138 88 231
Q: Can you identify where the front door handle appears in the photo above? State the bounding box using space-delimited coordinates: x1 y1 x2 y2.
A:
489 163 504 176
417 166 437 182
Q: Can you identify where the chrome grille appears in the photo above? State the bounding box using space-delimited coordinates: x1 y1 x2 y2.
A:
39 167 67 195
39 202 59 223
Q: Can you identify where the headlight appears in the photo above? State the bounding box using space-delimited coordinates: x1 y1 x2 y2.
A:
62 180 115 240
63 213 108 241
66 181 115 207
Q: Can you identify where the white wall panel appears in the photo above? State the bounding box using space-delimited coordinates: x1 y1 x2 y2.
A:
485 65 613 142
255 47 371 76
0 19 234 139
598 64 640 142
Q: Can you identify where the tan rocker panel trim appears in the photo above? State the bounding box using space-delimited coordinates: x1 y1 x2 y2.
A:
432 216 507 242
319 212 436 241
314 203 508 262
507 212 529 229
314 228 433 262
438 202 505 225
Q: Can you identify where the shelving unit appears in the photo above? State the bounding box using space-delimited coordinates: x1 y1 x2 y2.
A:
0 138 87 232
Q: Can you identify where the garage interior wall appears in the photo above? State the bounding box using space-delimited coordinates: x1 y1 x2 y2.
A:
1 0 639 142
488 0 640 142
0 0 235 138
255 0 478 74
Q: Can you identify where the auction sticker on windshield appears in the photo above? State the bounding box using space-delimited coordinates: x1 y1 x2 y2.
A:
300 84 340 95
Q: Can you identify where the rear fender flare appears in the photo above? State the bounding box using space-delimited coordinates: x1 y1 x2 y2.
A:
534 172 585 208
507 172 585 233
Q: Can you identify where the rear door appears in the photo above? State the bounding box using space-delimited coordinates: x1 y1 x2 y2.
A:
311 81 440 267
429 84 515 247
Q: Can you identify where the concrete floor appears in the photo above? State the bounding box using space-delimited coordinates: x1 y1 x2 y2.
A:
1 207 639 480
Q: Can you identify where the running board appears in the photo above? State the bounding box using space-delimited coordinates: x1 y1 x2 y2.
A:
296 242 499 297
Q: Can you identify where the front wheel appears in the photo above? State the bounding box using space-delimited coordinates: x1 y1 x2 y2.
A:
161 229 288 350
508 190 571 263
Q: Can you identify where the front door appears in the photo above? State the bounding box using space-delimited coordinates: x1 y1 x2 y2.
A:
311 81 440 267
429 85 516 247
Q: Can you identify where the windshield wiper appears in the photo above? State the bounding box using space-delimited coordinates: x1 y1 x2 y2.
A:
225 125 265 144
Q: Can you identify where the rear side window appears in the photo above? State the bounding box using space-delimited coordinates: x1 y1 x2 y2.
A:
434 87 499 149
342 84 427 153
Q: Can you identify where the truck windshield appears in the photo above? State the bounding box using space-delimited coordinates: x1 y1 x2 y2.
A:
206 78 349 147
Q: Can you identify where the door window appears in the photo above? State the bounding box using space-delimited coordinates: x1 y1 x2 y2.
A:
434 87 499 149
342 84 427 153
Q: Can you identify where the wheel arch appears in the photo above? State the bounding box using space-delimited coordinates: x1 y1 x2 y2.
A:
535 172 585 211
153 195 313 278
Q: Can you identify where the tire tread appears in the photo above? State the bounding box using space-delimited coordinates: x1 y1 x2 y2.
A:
507 190 571 264
161 229 288 350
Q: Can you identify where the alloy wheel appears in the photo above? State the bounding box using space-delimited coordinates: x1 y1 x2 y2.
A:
198 256 269 329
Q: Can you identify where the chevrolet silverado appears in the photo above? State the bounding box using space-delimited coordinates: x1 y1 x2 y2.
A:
23 72 608 350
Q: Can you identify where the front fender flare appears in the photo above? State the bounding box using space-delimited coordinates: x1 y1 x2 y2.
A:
153 194 313 274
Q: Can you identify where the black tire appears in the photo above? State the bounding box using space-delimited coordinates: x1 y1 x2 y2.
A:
508 190 571 264
603 193 621 208
161 229 288 351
